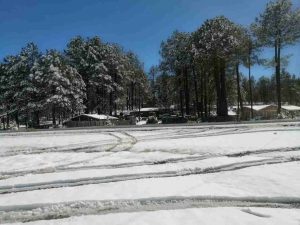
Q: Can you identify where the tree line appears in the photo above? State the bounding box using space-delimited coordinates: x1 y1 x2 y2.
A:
0 37 149 127
150 0 300 120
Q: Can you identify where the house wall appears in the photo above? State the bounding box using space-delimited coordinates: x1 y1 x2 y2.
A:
242 106 278 120
65 120 106 127
65 119 132 127
70 116 99 122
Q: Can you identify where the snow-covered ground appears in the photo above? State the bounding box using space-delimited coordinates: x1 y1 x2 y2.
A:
0 122 300 224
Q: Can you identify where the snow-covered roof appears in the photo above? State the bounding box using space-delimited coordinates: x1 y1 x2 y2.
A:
228 110 237 116
140 107 159 112
282 105 300 111
40 121 53 125
81 114 118 120
243 105 275 111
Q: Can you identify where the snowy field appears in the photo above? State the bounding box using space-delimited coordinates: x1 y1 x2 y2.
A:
0 122 300 224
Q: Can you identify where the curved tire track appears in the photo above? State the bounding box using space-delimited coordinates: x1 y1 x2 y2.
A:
0 139 117 157
1 146 299 180
137 128 300 142
1 157 299 194
1 196 300 223
0 131 138 158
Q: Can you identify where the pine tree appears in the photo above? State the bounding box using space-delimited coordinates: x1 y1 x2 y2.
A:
252 0 300 114
194 16 241 118
1 43 41 126
66 36 108 113
160 31 192 115
31 50 85 125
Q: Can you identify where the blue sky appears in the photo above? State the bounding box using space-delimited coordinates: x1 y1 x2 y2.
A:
0 0 299 78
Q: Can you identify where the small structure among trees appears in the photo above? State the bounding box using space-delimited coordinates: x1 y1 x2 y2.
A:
241 104 300 120
242 105 278 120
281 105 300 118
64 114 118 127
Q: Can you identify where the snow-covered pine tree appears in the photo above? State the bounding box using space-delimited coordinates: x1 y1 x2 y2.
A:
101 43 128 115
1 43 41 126
31 50 85 125
160 31 193 115
124 52 149 111
193 16 241 118
252 0 300 114
66 36 109 114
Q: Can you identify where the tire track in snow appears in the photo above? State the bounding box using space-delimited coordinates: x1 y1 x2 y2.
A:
0 132 137 183
46 132 125 168
241 208 271 218
0 132 137 158
1 196 300 223
1 157 299 194
132 128 211 140
108 132 137 152
1 146 299 180
2 127 299 157
137 128 244 141
0 155 212 180
0 128 264 157
137 128 300 142
0 132 139 180
0 139 116 157
0 128 186 158
227 146 300 157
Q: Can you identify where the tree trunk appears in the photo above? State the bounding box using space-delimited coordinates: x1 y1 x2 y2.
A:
192 65 200 117
2 118 5 130
126 88 129 110
114 102 117 116
200 69 204 119
37 111 40 126
219 58 228 117
152 72 156 106
58 113 61 125
131 82 134 110
52 105 56 126
25 112 29 129
134 86 137 109
183 67 190 115
34 111 40 127
213 58 221 116
138 86 141 121
109 92 113 116
84 82 90 114
275 39 281 114
15 111 19 128
113 73 117 116
236 63 243 120
180 89 184 116
248 47 254 119
6 113 9 129
204 71 208 119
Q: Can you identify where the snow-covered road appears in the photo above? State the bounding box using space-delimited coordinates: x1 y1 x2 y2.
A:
0 122 300 224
